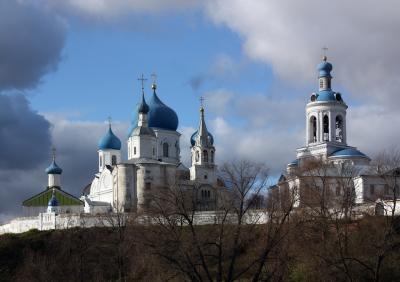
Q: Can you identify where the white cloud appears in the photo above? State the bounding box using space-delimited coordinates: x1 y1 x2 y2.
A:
205 0 400 108
203 89 234 115
41 0 201 19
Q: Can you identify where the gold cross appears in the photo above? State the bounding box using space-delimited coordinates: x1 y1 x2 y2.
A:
151 73 157 84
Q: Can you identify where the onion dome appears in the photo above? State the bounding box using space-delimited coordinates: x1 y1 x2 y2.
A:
138 92 149 114
330 148 370 159
48 189 59 207
98 124 121 150
317 56 333 77
46 160 62 175
147 84 179 131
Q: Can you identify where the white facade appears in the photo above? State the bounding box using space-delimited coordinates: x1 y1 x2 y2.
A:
84 84 219 213
274 57 392 207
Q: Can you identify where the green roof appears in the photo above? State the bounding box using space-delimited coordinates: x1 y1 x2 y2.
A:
23 188 83 207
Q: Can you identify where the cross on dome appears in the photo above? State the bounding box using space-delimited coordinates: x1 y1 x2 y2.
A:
322 46 328 61
151 73 157 90
199 96 205 109
137 74 147 92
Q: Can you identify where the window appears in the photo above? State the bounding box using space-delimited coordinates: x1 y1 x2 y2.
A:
335 115 343 142
111 155 117 165
99 155 102 167
336 186 341 196
134 147 136 155
201 190 211 199
211 151 214 163
327 79 331 89
370 184 375 195
310 116 317 143
204 174 208 180
195 151 199 162
145 183 151 190
203 150 208 162
323 115 329 141
384 184 389 195
163 143 169 157
320 78 324 89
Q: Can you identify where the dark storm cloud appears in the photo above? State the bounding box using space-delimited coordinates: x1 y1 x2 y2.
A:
0 0 66 91
0 93 52 169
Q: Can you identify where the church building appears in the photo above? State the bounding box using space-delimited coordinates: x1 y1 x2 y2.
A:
81 79 220 213
271 56 400 211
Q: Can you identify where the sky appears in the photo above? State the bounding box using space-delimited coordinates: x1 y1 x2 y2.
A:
1 0 400 220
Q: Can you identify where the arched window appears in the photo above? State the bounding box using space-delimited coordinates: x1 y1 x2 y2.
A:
335 115 343 142
99 155 102 167
211 151 214 163
134 147 136 155
111 155 117 165
203 150 208 162
309 116 317 143
323 115 329 141
195 151 199 162
163 143 169 157
319 78 324 89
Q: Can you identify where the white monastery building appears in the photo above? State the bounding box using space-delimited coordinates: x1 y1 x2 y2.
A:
271 56 400 211
2 56 400 234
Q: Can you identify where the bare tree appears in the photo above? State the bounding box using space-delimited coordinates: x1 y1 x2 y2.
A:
138 159 297 281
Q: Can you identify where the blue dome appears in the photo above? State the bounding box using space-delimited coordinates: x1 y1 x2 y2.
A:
288 159 299 166
138 93 149 114
317 60 332 77
45 160 62 175
190 130 214 146
48 193 59 207
98 127 121 150
330 148 369 159
147 90 179 131
316 90 336 102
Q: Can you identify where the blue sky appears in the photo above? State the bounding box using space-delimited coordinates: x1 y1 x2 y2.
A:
29 11 273 129
1 0 400 218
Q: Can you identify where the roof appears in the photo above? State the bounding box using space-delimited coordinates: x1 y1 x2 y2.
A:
138 92 150 114
288 159 299 166
98 126 121 150
45 160 63 174
23 188 83 207
147 89 179 131
130 126 156 137
190 130 214 146
317 59 332 77
316 90 337 102
330 148 370 159
48 193 59 207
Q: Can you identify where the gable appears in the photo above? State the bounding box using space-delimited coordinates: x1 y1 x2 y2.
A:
23 188 83 207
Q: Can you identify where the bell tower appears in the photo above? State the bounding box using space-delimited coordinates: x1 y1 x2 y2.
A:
190 100 216 184
306 56 347 146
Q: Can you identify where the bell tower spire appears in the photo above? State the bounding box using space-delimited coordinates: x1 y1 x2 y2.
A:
190 99 216 184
